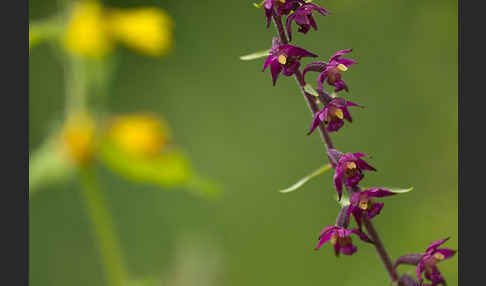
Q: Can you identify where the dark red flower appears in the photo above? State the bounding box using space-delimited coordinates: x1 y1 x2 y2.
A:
262 38 317 85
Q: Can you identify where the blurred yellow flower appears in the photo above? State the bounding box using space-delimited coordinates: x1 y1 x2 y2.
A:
108 114 171 158
63 1 173 58
107 8 173 57
61 113 97 165
64 1 113 58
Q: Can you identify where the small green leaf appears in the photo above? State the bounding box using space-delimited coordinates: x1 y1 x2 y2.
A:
185 174 224 199
29 137 75 196
388 186 414 194
239 49 270 61
337 193 350 207
98 141 223 198
253 0 265 8
279 163 332 193
304 84 320 97
98 141 192 186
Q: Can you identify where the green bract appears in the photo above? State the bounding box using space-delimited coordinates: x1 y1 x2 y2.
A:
239 49 270 61
279 163 331 193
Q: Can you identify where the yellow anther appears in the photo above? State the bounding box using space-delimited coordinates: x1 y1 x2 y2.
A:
278 54 287 65
346 162 357 170
359 200 369 210
433 252 445 261
337 63 348 72
335 109 344 120
330 234 338 245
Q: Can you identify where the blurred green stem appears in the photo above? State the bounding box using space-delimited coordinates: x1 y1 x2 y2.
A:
29 138 74 197
79 166 128 286
65 56 88 115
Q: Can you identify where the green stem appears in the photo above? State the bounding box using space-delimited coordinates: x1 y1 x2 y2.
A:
64 56 88 115
79 166 128 286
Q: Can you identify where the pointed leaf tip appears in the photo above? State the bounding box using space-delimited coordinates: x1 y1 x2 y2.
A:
279 163 331 193
303 84 320 97
253 0 265 8
337 194 350 207
240 49 270 61
388 186 414 194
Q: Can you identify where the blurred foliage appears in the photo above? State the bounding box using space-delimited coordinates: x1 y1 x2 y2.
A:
29 0 216 197
29 0 457 286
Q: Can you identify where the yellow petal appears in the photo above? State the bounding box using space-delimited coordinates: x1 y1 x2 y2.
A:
61 112 97 165
64 2 113 58
108 114 171 158
107 8 173 57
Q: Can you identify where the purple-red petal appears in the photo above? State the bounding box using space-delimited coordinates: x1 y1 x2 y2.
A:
339 243 357 255
393 253 425 270
345 172 364 187
416 261 425 282
333 79 349 92
333 168 344 200
317 70 328 90
336 58 357 67
307 3 329 15
341 106 353 122
326 118 344 132
282 61 300 76
330 48 353 62
308 109 325 135
269 60 283 86
282 45 318 58
350 229 373 243
367 202 384 219
262 55 273 72
346 100 364 108
363 188 396 198
426 238 450 253
285 14 295 41
356 158 377 171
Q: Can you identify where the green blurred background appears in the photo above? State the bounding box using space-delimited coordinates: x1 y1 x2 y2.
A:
29 0 458 285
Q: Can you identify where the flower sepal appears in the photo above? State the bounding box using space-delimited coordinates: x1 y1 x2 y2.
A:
314 225 373 256
262 37 318 85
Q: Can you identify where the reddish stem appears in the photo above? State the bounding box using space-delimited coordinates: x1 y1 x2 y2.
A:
270 9 399 283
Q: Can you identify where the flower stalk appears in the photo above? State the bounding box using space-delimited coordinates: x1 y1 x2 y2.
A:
253 3 456 285
363 215 399 282
270 11 399 280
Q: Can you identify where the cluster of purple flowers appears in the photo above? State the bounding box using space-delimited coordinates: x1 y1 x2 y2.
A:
256 1 456 285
